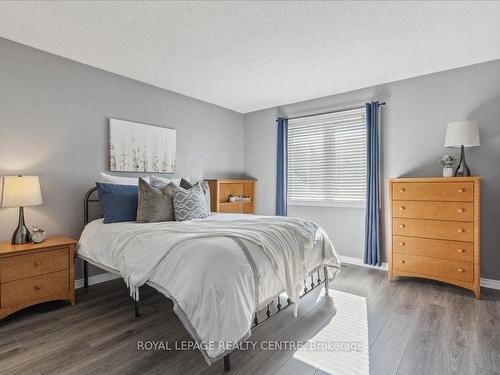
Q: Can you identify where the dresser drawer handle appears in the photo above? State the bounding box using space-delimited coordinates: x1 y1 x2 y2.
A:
458 268 464 273
400 259 405 264
458 228 464 233
34 284 42 290
399 206 405 210
399 188 405 193
457 208 464 213
399 224 405 228
399 242 405 246
34 261 41 267
458 188 464 193
458 249 465 253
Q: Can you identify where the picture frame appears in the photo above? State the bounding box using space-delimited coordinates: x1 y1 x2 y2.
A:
108 118 176 173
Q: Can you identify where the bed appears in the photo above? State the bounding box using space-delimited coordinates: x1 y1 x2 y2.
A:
77 187 341 371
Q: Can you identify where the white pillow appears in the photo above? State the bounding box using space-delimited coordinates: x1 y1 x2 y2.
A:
150 175 189 188
100 172 150 186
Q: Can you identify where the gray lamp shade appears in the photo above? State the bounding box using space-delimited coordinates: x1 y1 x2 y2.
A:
444 121 480 148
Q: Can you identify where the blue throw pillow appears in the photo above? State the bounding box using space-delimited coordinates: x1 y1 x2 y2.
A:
96 182 138 224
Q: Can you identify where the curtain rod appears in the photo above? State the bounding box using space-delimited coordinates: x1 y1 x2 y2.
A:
286 102 386 121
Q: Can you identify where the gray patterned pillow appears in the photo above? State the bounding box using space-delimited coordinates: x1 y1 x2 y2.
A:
136 178 176 222
179 178 211 215
172 183 208 221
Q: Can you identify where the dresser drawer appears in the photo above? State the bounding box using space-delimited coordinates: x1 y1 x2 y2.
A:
1 270 69 308
0 248 69 283
392 182 473 202
393 236 473 262
392 201 473 222
393 253 473 283
393 218 473 242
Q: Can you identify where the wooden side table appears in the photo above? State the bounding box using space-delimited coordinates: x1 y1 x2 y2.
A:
0 236 77 320
205 179 256 214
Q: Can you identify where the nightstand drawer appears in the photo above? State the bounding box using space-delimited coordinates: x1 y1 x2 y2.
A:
392 182 473 202
393 253 473 283
1 270 69 308
393 218 473 242
392 201 474 222
0 248 69 283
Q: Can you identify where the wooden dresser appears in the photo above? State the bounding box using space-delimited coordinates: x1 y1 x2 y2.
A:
206 179 256 214
388 177 480 298
0 236 77 319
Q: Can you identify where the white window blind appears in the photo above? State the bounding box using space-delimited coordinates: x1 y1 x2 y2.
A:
287 107 367 206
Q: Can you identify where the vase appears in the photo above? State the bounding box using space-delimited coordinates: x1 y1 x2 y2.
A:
443 166 453 177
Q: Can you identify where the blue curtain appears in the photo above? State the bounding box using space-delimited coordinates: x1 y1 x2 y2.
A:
276 117 288 216
364 102 381 266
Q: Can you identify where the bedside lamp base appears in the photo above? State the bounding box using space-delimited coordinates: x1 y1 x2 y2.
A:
12 207 31 244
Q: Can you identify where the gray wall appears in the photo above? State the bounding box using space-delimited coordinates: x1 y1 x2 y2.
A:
0 38 245 277
2 36 499 281
244 59 500 280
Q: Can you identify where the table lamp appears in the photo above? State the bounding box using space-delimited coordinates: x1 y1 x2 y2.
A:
444 121 480 176
1 176 43 244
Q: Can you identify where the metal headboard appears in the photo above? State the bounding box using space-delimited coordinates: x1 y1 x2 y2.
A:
84 186 99 225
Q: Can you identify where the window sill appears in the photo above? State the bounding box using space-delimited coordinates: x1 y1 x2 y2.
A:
288 200 365 209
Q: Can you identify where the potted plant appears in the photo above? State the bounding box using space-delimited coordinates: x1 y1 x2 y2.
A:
439 154 457 177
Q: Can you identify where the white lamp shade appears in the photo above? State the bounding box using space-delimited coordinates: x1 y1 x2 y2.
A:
444 121 480 148
1 176 43 207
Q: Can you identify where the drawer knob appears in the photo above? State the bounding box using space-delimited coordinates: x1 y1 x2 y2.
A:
399 224 405 228
400 188 405 193
458 268 464 273
458 188 464 193
458 228 464 233
458 208 464 213
458 249 465 253
35 284 42 290
399 206 405 210
400 242 405 246
34 261 41 267
400 259 406 264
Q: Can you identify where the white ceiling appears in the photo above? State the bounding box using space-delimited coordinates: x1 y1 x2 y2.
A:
1 1 500 113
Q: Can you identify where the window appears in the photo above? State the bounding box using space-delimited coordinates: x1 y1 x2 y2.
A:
287 107 367 207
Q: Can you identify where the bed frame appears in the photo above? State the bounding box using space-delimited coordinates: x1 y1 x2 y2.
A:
82 186 330 372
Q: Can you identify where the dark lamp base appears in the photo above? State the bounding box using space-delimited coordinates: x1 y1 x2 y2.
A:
454 145 471 177
11 207 32 245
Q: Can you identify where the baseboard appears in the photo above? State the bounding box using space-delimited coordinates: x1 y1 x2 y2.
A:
340 255 388 270
340 255 500 291
75 259 500 292
479 277 500 290
75 272 121 289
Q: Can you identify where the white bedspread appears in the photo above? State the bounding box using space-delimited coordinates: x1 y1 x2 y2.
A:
77 213 340 362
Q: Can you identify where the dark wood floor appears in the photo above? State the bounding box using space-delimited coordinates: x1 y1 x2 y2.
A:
1 264 499 375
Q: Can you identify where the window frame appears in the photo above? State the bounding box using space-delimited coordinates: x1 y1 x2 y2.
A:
286 108 367 209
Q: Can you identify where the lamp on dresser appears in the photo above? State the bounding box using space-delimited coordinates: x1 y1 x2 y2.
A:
444 120 480 176
1 175 43 244
388 177 480 298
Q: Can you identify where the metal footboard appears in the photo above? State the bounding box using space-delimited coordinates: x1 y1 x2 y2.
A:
251 267 329 329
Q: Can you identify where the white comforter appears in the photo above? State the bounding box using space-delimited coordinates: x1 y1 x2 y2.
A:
77 213 340 363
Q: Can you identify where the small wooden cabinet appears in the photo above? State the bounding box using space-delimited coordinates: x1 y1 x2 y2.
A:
0 236 77 319
206 179 256 214
388 177 480 298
